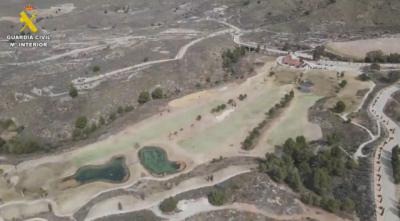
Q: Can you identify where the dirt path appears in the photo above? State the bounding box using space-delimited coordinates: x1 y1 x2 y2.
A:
149 197 349 221
71 28 232 90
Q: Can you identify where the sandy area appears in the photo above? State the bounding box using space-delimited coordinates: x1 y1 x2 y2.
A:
169 90 216 108
0 200 50 220
326 37 400 59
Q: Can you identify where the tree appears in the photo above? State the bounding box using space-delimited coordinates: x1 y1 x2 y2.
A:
341 197 355 212
370 63 381 71
392 145 400 183
90 122 97 132
321 197 340 212
313 46 325 61
124 105 134 112
365 50 385 63
333 101 346 113
151 87 164 99
357 73 370 81
6 136 42 154
69 85 78 98
312 168 331 195
99 116 105 125
117 106 124 114
0 137 5 149
208 188 226 206
92 65 100 72
159 197 178 213
109 112 116 121
286 168 302 191
75 116 88 129
138 91 151 104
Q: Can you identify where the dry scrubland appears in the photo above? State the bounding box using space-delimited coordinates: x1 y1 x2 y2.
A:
326 37 400 59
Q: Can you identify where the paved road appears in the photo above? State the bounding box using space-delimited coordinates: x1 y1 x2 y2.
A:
370 85 400 221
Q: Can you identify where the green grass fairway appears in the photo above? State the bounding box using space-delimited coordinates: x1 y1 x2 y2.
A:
138 146 179 175
178 85 288 152
72 100 220 165
265 94 322 146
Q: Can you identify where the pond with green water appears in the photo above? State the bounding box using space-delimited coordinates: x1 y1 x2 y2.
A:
138 146 180 175
74 157 129 184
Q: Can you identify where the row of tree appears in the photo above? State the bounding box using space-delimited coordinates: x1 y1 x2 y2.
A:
138 87 164 104
0 135 43 154
72 104 134 140
0 119 44 154
211 104 227 113
242 90 294 150
365 50 400 63
158 186 228 214
259 136 357 213
392 145 400 184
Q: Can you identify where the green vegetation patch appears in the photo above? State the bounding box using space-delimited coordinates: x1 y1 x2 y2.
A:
259 136 358 214
138 146 179 175
74 157 129 184
392 145 400 184
159 197 178 213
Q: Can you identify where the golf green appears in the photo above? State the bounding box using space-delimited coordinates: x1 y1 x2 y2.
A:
138 146 180 175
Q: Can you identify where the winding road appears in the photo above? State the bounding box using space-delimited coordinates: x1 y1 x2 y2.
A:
369 85 400 221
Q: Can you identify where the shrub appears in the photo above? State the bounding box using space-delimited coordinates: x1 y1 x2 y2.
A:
370 63 380 71
138 91 151 104
159 197 178 213
75 116 88 129
340 197 355 212
124 105 134 112
6 136 43 154
339 80 347 88
117 106 124 114
208 188 226 206
99 116 105 125
92 65 100 72
321 197 340 213
109 112 117 121
69 85 78 98
238 94 247 101
357 73 370 81
151 87 164 99
333 101 346 113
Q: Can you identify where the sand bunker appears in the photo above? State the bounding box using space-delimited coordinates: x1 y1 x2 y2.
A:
215 108 235 122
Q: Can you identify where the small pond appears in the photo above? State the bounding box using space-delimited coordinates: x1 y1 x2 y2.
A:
138 146 181 175
74 157 129 184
